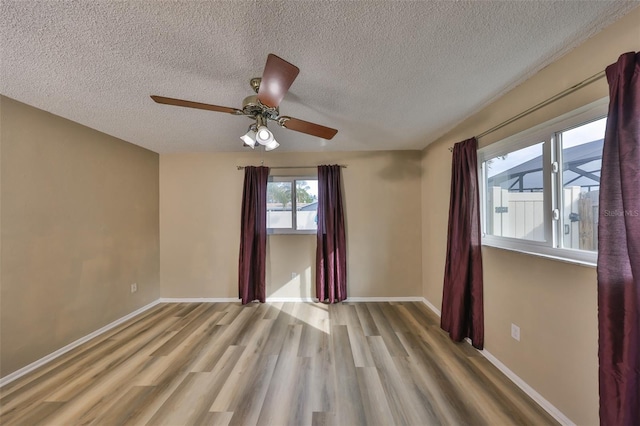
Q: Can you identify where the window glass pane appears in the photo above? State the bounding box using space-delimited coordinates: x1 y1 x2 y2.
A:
267 182 292 229
296 180 318 231
560 117 605 252
484 142 545 241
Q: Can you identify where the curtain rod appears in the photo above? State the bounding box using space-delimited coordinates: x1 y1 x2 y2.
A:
236 164 347 170
448 69 607 152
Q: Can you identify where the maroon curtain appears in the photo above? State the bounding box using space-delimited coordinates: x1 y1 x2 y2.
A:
238 166 269 304
441 137 484 349
598 52 640 426
316 165 347 303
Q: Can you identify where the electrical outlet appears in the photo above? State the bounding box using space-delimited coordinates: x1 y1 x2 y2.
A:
511 323 520 341
130 283 137 293
291 272 297 279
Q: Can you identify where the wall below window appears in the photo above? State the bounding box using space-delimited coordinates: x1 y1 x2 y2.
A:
0 96 160 377
421 7 639 425
159 150 422 299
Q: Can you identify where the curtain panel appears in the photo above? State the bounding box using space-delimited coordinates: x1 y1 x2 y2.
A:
316 165 347 303
441 137 484 349
598 51 640 426
238 166 270 304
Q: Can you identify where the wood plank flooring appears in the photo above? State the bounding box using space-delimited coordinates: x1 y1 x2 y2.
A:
0 302 558 425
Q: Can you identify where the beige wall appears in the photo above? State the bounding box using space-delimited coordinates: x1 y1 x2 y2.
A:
160 150 422 299
421 8 639 425
0 96 160 377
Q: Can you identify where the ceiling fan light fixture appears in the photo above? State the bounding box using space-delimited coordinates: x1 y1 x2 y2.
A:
240 128 257 148
264 139 279 151
255 125 274 145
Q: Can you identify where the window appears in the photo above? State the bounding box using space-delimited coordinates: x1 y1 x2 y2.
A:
479 100 607 265
485 142 545 242
267 177 318 234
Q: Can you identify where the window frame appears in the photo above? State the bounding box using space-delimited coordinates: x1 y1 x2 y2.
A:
267 175 318 235
478 98 608 266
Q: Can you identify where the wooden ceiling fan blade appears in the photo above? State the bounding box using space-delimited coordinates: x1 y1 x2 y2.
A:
280 117 338 140
257 54 300 108
151 95 241 114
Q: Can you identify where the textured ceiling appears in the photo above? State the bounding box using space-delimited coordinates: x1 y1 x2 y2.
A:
1 1 637 153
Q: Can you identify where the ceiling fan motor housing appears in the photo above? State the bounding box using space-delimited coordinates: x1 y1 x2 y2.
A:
242 94 279 120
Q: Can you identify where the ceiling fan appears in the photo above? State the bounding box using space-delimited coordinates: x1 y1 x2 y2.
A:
151 54 338 151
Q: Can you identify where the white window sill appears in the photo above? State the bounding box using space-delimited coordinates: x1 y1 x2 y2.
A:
481 241 597 268
268 230 316 236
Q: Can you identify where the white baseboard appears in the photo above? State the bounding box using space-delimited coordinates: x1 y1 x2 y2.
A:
158 297 425 303
421 297 442 316
346 296 425 302
266 297 317 302
0 299 160 388
158 297 240 303
267 296 425 303
420 297 574 426
477 346 575 425
159 297 318 303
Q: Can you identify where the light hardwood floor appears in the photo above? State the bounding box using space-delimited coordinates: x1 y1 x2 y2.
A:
0 302 558 425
